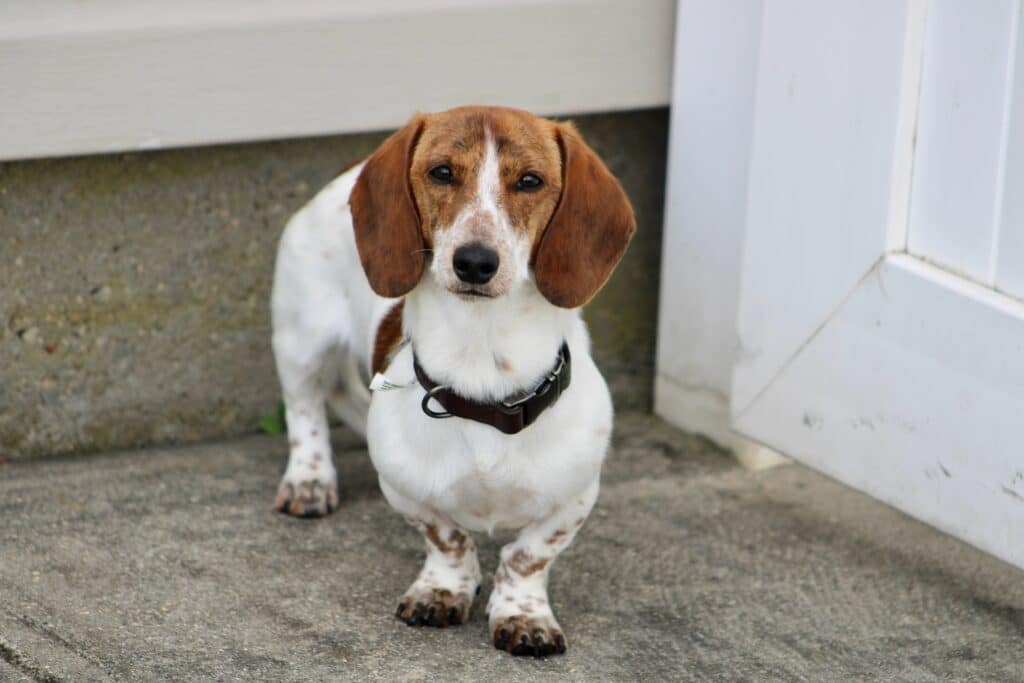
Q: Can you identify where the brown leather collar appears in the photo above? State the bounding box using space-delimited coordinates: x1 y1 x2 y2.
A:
413 343 571 435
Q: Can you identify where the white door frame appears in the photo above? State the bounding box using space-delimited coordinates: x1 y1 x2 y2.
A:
654 0 787 468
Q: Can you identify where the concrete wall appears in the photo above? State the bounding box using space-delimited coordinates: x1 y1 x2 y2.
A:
0 108 667 459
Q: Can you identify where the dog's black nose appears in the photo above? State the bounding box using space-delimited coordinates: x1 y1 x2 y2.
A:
453 244 499 285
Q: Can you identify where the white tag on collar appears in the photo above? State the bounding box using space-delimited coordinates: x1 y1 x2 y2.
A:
369 373 417 392
369 338 416 392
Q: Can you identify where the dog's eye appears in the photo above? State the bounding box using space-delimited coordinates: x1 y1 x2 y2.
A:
428 165 454 185
515 173 543 192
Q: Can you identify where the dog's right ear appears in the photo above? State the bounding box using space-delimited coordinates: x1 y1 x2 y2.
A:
350 115 427 297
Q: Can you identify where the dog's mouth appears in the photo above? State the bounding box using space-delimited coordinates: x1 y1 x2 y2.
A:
452 287 496 300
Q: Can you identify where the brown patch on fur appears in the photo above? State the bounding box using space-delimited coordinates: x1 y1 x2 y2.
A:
273 478 338 518
350 116 428 297
574 517 586 527
491 614 567 655
494 355 513 373
545 529 568 545
423 523 471 559
371 300 405 375
506 549 549 577
533 122 636 308
447 530 470 559
407 106 563 253
396 586 470 628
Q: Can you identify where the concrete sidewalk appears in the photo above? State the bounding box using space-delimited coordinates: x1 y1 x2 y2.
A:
1 413 1021 682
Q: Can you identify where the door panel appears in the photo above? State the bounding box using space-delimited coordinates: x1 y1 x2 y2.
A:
733 0 1024 569
997 10 1024 300
906 0 1018 284
731 0 916 414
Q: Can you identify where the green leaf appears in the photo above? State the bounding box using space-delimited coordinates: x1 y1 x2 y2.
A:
259 400 288 434
259 413 285 434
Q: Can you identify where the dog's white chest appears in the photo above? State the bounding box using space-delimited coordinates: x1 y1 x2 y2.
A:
444 444 554 531
366 341 613 534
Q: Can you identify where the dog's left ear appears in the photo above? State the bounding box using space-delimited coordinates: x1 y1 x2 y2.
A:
533 122 637 309
350 114 427 298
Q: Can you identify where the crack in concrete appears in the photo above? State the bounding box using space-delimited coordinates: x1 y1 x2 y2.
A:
0 633 63 683
14 613 108 671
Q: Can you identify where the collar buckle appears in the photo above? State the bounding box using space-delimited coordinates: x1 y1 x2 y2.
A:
421 384 454 418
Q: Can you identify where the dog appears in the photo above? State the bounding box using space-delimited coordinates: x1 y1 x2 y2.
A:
270 105 635 656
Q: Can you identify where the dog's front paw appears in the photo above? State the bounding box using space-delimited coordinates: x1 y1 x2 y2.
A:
273 475 338 518
491 614 567 657
395 587 473 628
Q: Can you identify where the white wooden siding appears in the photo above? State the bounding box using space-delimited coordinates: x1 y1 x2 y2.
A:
0 0 675 161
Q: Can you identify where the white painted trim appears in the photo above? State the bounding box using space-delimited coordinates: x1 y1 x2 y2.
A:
655 375 789 470
655 0 788 468
0 0 675 161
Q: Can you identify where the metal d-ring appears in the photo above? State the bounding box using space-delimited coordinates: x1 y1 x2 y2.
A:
421 384 454 419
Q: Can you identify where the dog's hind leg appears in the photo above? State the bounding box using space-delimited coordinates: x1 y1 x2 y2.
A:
271 326 339 518
324 349 370 440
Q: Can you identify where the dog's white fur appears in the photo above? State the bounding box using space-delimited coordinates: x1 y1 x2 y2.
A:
271 134 614 653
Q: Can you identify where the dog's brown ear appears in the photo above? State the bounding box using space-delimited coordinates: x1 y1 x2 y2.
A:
533 122 636 309
350 115 427 297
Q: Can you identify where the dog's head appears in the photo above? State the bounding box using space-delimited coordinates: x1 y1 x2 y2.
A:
350 106 635 308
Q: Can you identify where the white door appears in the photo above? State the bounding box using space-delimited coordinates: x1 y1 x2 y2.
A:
732 0 1024 569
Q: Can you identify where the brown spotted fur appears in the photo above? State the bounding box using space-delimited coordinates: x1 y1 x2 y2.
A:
533 123 637 308
370 301 405 375
350 116 427 297
506 549 549 576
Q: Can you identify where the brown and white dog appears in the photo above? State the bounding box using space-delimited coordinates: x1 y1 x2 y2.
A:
270 106 635 656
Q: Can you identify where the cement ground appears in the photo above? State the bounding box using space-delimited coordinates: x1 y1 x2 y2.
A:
1 413 1021 682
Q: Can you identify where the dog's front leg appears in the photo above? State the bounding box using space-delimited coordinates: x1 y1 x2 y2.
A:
394 509 482 628
487 479 599 657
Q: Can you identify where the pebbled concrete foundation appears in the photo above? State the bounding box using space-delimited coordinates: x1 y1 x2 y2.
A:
0 108 668 459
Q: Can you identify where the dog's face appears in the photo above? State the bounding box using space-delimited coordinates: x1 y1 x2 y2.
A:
350 106 636 308
409 109 563 300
